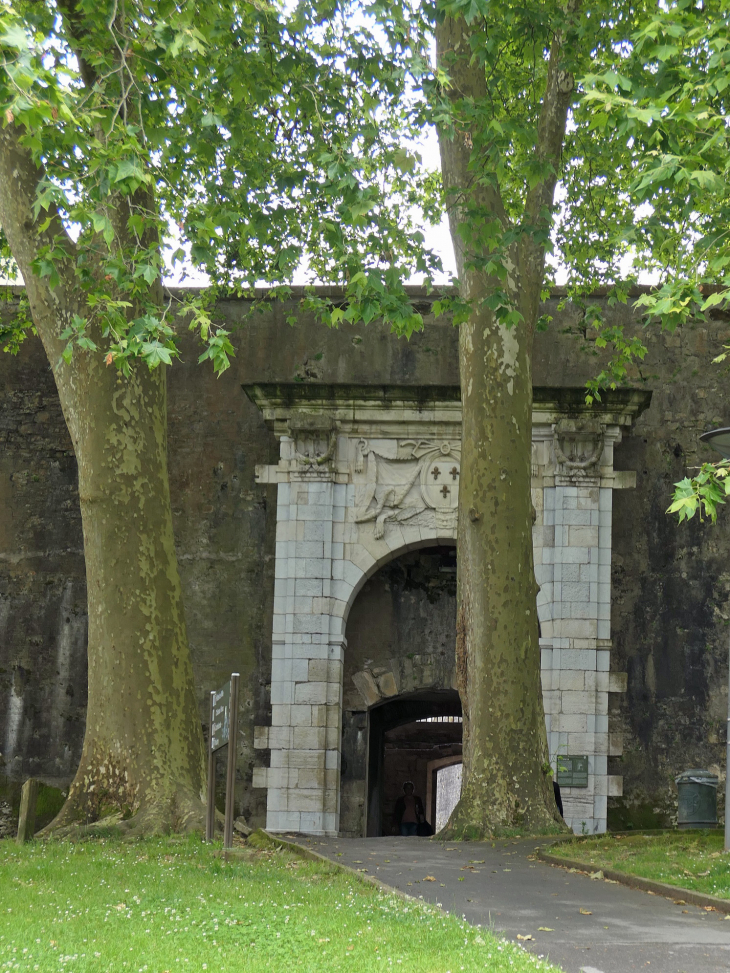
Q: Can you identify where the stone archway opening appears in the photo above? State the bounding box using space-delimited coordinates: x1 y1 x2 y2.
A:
338 543 459 837
366 689 462 837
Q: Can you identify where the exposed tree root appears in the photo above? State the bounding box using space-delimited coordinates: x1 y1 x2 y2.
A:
437 789 570 841
39 786 209 840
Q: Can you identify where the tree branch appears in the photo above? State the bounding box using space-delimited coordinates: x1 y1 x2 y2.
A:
0 121 79 361
524 3 581 228
55 0 99 90
435 12 508 280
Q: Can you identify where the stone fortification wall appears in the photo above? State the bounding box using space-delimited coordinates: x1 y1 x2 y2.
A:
1 287 728 829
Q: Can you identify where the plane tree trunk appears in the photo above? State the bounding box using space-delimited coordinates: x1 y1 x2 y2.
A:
0 110 207 836
435 7 577 837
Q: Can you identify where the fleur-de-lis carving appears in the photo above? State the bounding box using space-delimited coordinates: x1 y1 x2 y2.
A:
450 466 459 481
431 466 441 480
440 484 450 499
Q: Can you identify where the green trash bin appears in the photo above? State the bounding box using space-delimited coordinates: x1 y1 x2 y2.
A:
675 769 719 829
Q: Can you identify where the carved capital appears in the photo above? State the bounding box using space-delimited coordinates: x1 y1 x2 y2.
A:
552 419 605 484
287 412 338 471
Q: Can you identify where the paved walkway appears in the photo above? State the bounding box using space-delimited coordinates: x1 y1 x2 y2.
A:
293 834 730 973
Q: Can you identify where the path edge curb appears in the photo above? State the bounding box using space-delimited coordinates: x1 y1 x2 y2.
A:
536 843 730 914
228 830 448 913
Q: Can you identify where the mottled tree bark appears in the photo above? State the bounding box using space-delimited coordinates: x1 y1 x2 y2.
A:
0 121 207 835
436 9 576 836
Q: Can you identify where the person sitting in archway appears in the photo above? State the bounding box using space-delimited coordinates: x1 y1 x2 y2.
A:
394 781 425 837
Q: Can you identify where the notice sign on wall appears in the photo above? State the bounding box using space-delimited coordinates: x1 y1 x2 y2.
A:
557 755 589 788
210 681 230 752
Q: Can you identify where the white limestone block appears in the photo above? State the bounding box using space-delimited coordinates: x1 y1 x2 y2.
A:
292 726 326 749
557 619 597 639
565 733 595 752
558 670 585 691
290 704 312 727
552 714 587 733
567 525 599 548
294 682 328 705
556 547 590 564
561 690 597 714
562 509 593 526
558 648 597 671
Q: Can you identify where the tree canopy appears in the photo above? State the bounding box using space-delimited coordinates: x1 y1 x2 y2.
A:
0 0 442 368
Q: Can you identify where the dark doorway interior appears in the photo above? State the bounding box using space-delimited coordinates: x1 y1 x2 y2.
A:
366 689 462 836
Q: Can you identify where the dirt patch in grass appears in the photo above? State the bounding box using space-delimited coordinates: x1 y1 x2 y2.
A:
549 831 730 899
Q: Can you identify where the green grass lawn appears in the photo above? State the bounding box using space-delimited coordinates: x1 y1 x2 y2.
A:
549 830 730 899
1 835 561 972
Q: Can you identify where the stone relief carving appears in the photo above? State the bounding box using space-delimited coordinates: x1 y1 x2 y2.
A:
552 419 605 482
287 412 338 470
353 439 460 538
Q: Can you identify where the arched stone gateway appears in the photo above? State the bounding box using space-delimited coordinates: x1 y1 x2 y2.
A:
247 384 650 837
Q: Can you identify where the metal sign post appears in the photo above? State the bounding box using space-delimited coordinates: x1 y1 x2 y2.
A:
224 673 240 850
205 690 216 842
205 673 240 847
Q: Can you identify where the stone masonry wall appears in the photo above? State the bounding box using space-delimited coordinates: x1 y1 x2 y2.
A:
1 288 729 829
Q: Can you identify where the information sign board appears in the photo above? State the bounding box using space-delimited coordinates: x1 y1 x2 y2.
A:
211 681 230 752
556 754 589 788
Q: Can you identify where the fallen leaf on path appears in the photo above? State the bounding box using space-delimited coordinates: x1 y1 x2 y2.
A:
469 860 485 864
503 868 511 872
352 860 363 864
537 927 554 932
579 908 592 915
424 876 436 882
589 870 604 880
458 877 465 882
673 900 686 905
704 906 716 912
516 934 533 941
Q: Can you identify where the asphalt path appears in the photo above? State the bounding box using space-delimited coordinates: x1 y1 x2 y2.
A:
291 834 730 973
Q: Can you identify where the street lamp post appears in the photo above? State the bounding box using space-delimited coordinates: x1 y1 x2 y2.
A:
699 427 730 850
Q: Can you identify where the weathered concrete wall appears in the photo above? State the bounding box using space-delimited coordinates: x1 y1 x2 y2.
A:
2 288 729 829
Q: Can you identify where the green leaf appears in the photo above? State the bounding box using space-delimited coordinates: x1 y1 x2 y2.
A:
113 159 146 185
